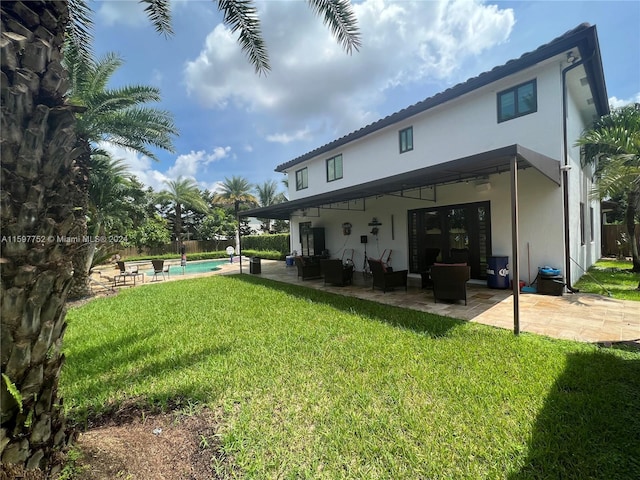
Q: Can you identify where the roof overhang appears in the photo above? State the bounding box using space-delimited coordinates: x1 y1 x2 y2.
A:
242 144 560 220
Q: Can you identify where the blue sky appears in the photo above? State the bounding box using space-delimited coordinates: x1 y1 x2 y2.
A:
92 0 640 195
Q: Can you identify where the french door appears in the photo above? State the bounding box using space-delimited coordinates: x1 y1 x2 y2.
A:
408 201 491 279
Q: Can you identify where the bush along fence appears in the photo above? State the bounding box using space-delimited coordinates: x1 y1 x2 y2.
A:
116 234 291 260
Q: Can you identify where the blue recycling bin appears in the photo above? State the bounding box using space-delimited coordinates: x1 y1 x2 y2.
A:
487 256 509 289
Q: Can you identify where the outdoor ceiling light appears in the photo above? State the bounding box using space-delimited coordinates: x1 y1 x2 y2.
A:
566 51 577 64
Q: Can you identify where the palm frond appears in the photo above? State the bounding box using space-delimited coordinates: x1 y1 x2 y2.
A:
66 0 94 67
84 86 162 117
578 103 640 168
62 38 94 100
307 0 361 54
216 176 258 208
158 177 210 214
89 53 125 95
97 108 178 158
590 155 640 200
217 0 270 75
139 0 174 37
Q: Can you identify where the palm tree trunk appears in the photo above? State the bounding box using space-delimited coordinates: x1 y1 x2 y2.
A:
68 221 100 300
1 1 88 475
625 190 640 272
174 202 182 242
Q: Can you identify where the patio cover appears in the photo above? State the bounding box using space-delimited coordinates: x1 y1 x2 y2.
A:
241 144 560 220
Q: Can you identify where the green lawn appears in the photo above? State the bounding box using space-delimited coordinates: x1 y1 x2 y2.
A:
574 258 640 301
62 275 640 479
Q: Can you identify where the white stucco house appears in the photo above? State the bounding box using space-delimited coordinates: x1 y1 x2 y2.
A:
244 24 609 295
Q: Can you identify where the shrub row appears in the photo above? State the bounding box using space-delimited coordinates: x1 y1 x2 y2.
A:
241 234 290 255
121 249 286 263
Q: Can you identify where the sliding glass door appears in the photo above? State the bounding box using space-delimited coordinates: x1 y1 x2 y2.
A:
408 201 491 279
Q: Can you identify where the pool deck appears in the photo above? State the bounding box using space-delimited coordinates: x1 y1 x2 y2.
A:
93 258 639 347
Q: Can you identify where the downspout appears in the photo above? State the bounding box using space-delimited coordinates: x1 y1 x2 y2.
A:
561 50 594 292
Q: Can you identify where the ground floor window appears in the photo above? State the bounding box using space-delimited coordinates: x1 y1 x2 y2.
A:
408 201 491 279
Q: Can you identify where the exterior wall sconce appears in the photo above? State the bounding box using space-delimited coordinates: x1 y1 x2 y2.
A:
368 217 382 235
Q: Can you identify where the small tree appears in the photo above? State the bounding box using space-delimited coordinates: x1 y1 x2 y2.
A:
125 214 171 254
577 103 640 275
200 208 236 250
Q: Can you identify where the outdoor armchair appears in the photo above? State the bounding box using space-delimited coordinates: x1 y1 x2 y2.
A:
115 261 143 286
294 256 322 280
320 259 354 286
421 247 441 289
430 264 471 305
367 259 408 293
151 259 170 281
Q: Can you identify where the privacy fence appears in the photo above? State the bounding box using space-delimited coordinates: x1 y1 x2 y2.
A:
601 224 639 257
118 234 291 259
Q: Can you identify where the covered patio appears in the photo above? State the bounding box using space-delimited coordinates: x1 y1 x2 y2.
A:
251 259 639 347
243 144 563 335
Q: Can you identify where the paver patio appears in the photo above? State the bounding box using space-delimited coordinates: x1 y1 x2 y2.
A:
253 259 639 347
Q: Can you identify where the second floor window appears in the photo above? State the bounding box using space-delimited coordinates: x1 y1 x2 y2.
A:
326 154 343 182
296 167 308 190
399 126 413 153
497 79 537 123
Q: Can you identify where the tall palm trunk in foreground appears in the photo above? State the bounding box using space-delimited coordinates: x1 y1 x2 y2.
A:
1 1 88 475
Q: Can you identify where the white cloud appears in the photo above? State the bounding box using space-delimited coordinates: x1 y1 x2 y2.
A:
97 142 169 191
609 93 640 108
165 147 231 180
266 127 312 145
171 148 227 176
98 143 231 191
184 0 514 140
96 0 191 28
96 1 148 27
205 181 225 194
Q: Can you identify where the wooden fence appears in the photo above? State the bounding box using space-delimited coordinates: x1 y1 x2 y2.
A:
118 239 235 258
602 224 639 257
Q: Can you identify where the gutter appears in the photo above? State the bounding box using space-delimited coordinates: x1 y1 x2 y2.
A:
561 47 595 291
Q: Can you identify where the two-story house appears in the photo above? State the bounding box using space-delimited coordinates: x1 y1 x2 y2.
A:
244 24 608 291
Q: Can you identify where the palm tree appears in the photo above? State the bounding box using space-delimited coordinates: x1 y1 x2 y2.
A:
64 46 177 161
576 103 640 280
69 152 146 298
156 177 210 242
215 176 258 254
1 0 359 473
64 46 177 298
255 180 287 233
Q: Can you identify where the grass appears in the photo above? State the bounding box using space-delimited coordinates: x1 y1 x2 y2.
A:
574 258 640 301
61 275 640 479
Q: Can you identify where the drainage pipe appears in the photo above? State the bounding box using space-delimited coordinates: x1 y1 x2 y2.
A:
561 50 595 292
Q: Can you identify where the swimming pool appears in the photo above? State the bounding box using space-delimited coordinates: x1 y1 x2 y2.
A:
146 258 229 276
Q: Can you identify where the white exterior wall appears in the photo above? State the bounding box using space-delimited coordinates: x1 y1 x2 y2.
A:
565 72 601 284
286 56 566 202
284 51 601 288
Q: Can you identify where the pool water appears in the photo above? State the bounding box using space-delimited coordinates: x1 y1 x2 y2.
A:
146 259 228 276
